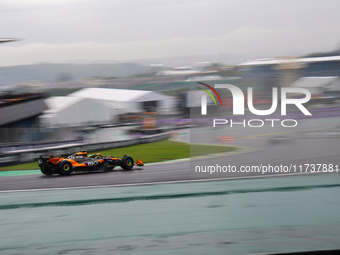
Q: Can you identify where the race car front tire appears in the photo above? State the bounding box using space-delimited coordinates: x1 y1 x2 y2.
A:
120 156 134 170
59 161 73 176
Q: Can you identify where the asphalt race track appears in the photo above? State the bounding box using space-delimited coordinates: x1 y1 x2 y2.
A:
1 117 340 192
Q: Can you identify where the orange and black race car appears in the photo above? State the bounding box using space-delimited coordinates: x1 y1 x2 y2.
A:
38 150 144 176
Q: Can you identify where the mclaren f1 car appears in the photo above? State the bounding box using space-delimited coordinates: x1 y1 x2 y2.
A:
38 150 144 176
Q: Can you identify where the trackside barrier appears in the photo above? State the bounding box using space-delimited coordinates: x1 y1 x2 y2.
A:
0 133 169 167
0 140 83 154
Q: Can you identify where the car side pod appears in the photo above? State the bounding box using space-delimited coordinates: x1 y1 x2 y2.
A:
135 159 144 166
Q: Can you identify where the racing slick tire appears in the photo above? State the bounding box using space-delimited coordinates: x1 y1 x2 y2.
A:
59 161 73 176
120 156 134 170
40 165 53 176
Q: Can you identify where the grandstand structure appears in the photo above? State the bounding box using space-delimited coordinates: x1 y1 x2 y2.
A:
0 38 51 143
237 55 340 91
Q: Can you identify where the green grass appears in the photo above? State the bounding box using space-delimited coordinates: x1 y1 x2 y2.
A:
0 139 237 171
0 161 39 171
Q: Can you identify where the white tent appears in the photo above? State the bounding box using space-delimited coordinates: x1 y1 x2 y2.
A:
40 97 112 127
68 88 175 114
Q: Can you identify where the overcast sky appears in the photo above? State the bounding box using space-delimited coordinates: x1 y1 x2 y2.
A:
1 0 340 66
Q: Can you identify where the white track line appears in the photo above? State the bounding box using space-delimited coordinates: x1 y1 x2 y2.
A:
0 171 328 193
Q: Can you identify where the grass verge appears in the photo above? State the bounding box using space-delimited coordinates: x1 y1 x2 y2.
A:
0 139 237 171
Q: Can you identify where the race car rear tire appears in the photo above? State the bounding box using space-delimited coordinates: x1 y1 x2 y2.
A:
41 165 53 175
120 156 134 170
59 161 73 176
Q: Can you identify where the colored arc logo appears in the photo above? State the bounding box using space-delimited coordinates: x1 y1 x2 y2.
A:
197 82 223 106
